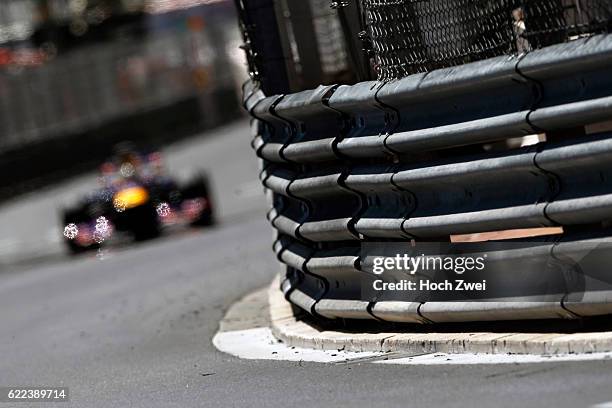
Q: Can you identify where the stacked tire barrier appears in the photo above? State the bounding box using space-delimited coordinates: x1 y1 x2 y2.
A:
244 32 612 323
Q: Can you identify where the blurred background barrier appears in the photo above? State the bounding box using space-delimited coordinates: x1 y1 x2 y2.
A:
237 0 612 323
0 0 246 199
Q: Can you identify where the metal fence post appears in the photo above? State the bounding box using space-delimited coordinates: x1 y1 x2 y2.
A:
236 0 291 95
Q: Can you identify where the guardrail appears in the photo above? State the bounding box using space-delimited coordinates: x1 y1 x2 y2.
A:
0 8 245 199
0 14 241 155
245 33 612 323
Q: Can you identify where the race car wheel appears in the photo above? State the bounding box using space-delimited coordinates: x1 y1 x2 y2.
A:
61 206 98 255
129 204 161 241
182 174 215 226
65 237 90 255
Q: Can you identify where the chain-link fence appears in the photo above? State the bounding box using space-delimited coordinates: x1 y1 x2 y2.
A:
365 0 612 80
236 0 612 88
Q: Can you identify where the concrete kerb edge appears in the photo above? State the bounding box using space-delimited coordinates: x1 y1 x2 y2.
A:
267 274 612 355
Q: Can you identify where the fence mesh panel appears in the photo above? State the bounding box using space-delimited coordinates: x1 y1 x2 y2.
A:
362 0 612 80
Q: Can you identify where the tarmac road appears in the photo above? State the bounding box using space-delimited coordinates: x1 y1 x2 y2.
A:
1 120 612 407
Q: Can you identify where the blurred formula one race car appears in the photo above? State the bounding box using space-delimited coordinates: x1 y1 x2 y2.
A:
61 142 214 254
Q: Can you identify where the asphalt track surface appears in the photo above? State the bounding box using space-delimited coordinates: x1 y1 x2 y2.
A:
2 119 612 407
